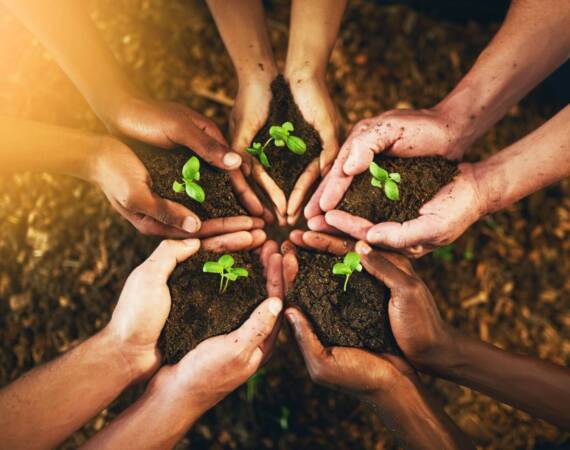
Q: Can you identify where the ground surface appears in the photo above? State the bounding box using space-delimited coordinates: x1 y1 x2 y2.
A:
0 1 569 449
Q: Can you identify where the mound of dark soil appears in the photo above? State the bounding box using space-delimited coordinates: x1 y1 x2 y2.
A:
133 143 246 220
250 75 322 196
286 249 400 354
338 155 458 223
159 251 267 364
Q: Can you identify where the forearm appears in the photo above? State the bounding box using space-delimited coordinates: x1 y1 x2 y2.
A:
0 329 134 450
434 330 570 429
474 105 570 214
365 377 473 450
436 0 570 147
82 368 206 450
0 116 112 181
1 0 140 124
285 0 347 80
206 0 277 84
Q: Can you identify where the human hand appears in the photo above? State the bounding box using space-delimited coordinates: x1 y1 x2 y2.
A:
304 106 470 219
91 137 265 237
286 75 339 225
311 163 486 257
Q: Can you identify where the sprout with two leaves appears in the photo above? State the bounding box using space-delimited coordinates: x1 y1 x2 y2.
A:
332 251 363 291
246 121 307 169
172 156 205 203
369 162 401 201
203 254 248 293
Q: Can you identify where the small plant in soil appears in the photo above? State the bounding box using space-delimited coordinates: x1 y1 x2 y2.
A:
203 254 248 293
172 156 205 203
246 121 306 168
369 161 401 201
332 251 363 291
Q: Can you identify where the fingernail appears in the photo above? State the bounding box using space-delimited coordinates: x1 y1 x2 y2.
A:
182 216 200 233
285 310 297 326
356 241 372 255
267 298 283 317
223 152 242 168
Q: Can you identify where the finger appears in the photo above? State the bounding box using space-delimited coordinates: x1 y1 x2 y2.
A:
301 231 355 256
287 158 320 217
229 170 264 217
259 240 279 274
195 216 263 238
262 205 276 225
307 215 344 235
324 210 373 241
201 231 253 253
304 170 331 219
247 229 267 250
366 218 439 251
266 253 284 299
342 129 384 176
142 239 201 283
319 126 340 174
128 190 202 234
188 113 228 147
319 143 354 212
233 297 283 358
183 122 242 170
355 241 412 289
281 240 298 293
285 308 326 370
289 230 307 249
251 160 287 216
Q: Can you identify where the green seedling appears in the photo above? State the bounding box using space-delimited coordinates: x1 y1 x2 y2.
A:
172 156 205 203
246 121 307 168
332 251 362 291
203 254 248 293
279 406 290 430
246 368 266 402
369 162 401 201
433 244 455 262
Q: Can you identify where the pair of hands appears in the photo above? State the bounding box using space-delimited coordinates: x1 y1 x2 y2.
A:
304 107 488 257
282 230 455 405
91 95 268 241
232 73 340 225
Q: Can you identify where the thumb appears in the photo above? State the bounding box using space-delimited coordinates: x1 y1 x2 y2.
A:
145 193 202 234
366 217 438 250
285 308 326 367
182 122 242 171
343 123 395 176
140 239 201 283
355 241 411 289
231 297 283 364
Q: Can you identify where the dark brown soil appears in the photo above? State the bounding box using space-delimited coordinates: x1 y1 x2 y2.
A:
338 155 458 223
286 249 400 354
250 75 322 196
132 142 246 220
160 251 267 364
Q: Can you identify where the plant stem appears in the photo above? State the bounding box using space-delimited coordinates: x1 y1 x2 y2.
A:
343 274 350 291
261 137 273 152
219 274 224 293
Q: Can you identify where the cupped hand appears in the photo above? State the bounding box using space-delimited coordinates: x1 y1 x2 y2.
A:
286 75 339 225
231 77 288 217
322 163 486 257
285 307 415 400
92 137 265 238
305 106 469 219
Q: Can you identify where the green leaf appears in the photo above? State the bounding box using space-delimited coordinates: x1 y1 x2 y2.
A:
186 181 206 203
371 177 383 188
269 126 286 141
259 152 271 168
231 267 249 277
274 138 285 147
369 162 389 182
182 156 200 180
389 172 401 183
226 272 238 281
384 179 400 201
343 252 361 269
203 261 223 273
332 263 351 275
281 121 294 132
172 180 185 193
355 263 363 272
246 146 259 155
218 254 234 269
286 136 307 155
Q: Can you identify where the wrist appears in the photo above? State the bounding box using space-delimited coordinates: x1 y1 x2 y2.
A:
471 157 507 216
284 62 327 84
88 135 129 187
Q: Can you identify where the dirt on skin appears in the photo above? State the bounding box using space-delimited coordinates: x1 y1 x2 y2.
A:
286 249 400 354
133 142 246 220
339 154 458 223
160 251 267 364
250 75 322 196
